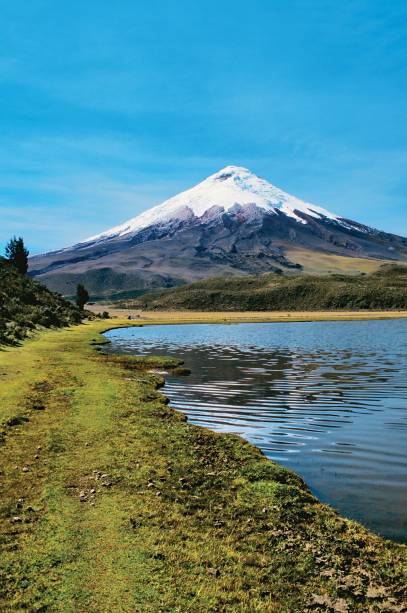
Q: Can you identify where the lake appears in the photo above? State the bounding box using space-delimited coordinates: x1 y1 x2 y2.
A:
104 319 407 542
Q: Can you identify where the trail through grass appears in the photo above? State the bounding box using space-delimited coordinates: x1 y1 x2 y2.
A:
0 321 406 611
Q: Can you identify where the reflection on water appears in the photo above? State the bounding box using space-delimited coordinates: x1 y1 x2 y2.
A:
104 320 407 542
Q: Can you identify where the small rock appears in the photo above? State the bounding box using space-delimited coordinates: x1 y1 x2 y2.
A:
90 488 96 494
22 466 29 473
37 446 42 450
34 454 39 459
32 403 45 411
12 516 23 523
101 474 108 479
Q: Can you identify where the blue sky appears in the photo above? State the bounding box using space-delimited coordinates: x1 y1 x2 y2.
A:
1 0 407 254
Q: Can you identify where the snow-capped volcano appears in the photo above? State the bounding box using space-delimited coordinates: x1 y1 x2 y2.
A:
84 165 339 244
30 165 407 298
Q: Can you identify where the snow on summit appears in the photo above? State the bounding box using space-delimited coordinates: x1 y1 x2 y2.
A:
84 166 340 243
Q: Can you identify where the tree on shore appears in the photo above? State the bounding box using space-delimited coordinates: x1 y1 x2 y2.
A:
75 283 89 310
5 236 29 274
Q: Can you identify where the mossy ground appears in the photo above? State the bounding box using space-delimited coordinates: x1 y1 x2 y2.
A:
0 320 406 611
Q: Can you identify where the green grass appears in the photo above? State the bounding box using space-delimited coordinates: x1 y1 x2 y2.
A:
125 264 407 312
0 320 406 611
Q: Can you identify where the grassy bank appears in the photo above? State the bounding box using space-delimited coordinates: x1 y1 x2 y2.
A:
0 320 406 611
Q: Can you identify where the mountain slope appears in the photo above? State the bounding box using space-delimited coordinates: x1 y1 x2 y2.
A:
128 265 407 312
29 166 407 297
0 257 82 345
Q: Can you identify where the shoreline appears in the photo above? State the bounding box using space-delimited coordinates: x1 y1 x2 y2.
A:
103 318 407 545
0 319 406 610
87 305 407 325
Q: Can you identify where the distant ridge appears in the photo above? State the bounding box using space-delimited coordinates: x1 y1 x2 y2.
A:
130 265 407 312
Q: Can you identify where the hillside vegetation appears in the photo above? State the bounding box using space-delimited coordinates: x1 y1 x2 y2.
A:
127 264 407 311
0 257 82 345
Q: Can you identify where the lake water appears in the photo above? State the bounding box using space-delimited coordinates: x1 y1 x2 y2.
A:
104 320 407 542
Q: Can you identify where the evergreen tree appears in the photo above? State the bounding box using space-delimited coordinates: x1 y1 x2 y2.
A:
5 236 29 274
75 283 89 310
